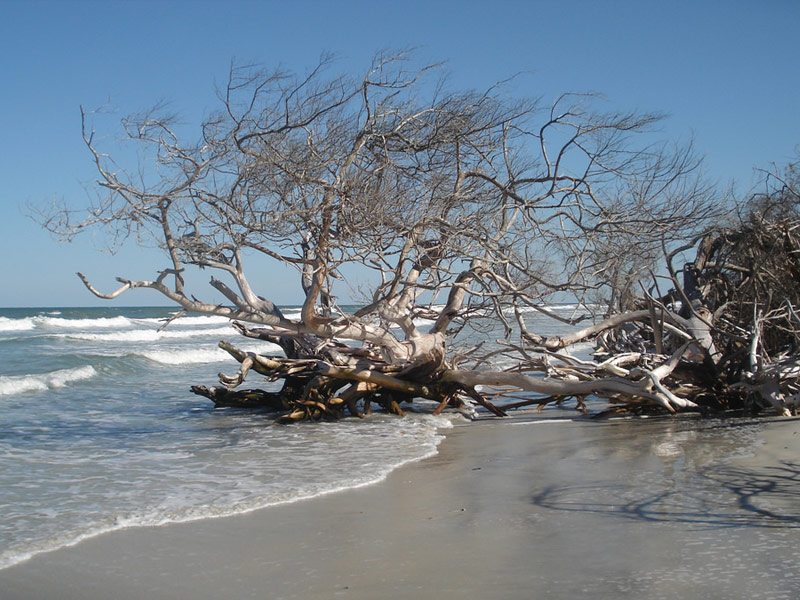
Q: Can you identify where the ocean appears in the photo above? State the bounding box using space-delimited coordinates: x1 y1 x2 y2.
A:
0 305 476 570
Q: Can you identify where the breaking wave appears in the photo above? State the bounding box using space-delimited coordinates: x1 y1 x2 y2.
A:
0 317 35 332
37 316 135 329
60 326 235 343
0 366 98 396
0 314 236 333
138 315 234 327
140 342 282 365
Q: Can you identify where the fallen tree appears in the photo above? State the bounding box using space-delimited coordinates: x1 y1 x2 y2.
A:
38 51 799 421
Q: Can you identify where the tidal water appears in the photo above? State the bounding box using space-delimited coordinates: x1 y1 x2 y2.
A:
0 306 459 569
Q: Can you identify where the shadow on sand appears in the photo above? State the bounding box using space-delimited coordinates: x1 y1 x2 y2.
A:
531 460 800 529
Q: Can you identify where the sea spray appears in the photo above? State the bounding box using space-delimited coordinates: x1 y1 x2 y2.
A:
0 365 98 396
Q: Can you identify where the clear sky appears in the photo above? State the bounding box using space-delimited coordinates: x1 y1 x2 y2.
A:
1 0 798 307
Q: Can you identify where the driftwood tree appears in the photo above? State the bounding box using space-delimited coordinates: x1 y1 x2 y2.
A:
39 52 798 421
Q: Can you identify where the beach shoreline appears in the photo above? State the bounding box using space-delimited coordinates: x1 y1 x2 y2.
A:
2 411 798 600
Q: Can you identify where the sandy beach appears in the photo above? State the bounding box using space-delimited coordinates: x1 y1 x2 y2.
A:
2 411 798 600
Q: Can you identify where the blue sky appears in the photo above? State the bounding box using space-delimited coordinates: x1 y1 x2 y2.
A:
1 0 798 307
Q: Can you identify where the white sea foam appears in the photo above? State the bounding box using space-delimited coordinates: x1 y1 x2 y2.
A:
387 318 438 331
141 342 281 365
0 315 138 332
0 317 35 332
0 314 235 334
137 315 235 327
61 326 235 343
169 315 234 326
0 366 98 396
0 412 453 571
36 316 135 329
141 348 236 365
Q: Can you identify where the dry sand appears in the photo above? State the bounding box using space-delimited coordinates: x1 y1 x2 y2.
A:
1 411 798 600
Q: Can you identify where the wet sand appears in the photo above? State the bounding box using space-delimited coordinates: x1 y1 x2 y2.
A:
2 411 798 600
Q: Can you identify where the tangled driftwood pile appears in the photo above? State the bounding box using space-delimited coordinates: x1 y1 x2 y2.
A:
193 176 800 421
